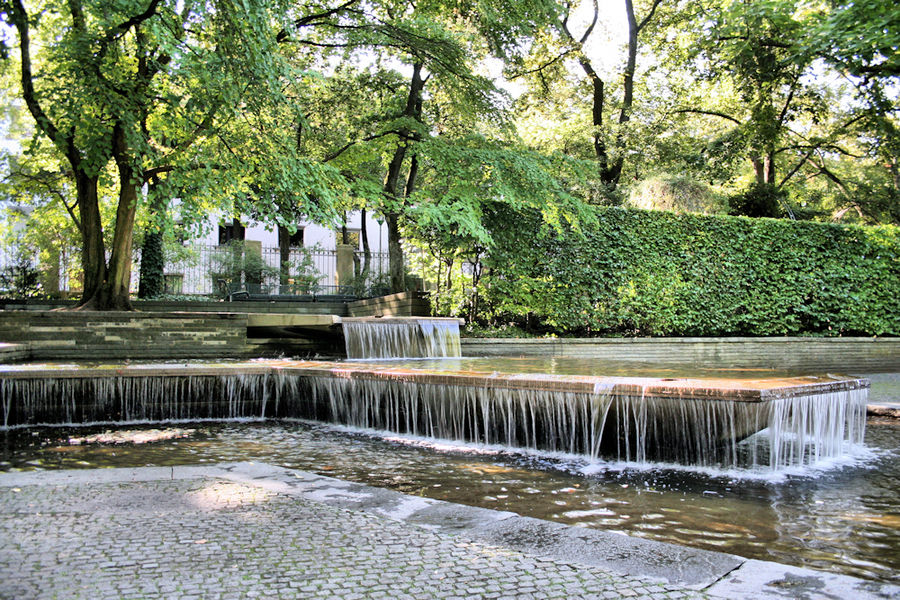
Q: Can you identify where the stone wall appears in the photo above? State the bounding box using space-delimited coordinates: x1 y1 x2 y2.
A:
2 306 896 370
0 311 250 360
461 337 900 373
0 299 350 316
347 292 431 317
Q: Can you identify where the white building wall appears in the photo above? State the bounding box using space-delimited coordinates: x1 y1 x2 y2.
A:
195 211 388 252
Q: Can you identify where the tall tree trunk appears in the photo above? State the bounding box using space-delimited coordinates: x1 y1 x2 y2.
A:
385 212 403 292
751 154 777 184
340 212 350 245
341 212 361 284
75 171 107 306
138 181 165 298
359 207 371 286
96 123 138 310
105 184 138 310
277 225 291 287
383 63 425 293
562 0 661 191
752 157 766 184
764 152 776 185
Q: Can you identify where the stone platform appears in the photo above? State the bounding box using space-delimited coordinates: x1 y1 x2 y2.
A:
0 359 869 400
1 463 895 599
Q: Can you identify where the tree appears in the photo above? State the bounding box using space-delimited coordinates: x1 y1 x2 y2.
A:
664 0 898 221
804 0 900 81
275 0 566 293
0 0 336 309
513 0 668 192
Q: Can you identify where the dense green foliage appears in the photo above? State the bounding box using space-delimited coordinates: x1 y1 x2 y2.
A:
0 0 897 316
482 207 899 336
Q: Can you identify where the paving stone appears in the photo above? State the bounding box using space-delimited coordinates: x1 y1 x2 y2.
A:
1 474 708 600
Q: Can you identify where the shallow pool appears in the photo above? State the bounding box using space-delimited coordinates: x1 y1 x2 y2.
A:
2 417 897 585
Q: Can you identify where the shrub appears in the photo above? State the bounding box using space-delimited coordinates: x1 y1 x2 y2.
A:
208 240 279 294
627 175 724 215
727 183 785 218
482 206 899 336
0 251 45 299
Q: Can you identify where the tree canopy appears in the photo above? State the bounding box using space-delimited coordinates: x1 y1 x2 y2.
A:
0 0 896 309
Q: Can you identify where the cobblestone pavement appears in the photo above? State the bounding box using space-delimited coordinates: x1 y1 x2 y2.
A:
0 475 700 600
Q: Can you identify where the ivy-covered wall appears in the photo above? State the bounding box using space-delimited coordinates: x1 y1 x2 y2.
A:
484 207 899 336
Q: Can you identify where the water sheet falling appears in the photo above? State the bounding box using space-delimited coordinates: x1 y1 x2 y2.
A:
342 318 462 359
280 375 867 471
1 375 274 427
0 363 868 472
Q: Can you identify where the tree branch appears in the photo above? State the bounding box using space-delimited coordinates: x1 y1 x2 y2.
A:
324 130 415 163
777 147 815 189
580 0 599 44
5 169 82 229
637 0 664 33
777 71 800 127
812 153 852 198
96 0 163 60
507 49 574 79
7 0 80 167
276 0 360 42
671 108 742 125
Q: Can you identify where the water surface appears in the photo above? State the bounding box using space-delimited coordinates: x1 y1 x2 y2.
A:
2 417 897 585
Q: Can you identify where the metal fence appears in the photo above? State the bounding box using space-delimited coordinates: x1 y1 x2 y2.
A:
0 243 391 297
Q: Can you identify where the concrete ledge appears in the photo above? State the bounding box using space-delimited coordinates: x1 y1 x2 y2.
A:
0 359 869 401
246 314 341 328
348 292 431 317
462 337 900 372
0 343 30 363
0 299 351 315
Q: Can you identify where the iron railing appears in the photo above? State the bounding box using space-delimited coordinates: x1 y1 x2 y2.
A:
0 243 392 298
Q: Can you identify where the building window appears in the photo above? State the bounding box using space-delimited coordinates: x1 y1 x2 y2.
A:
218 219 245 245
289 228 304 248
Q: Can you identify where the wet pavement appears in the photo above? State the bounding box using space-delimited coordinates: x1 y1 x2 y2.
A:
1 463 897 600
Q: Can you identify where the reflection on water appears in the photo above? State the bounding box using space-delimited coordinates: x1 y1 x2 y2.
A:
0 356 835 380
345 356 814 379
1 418 898 585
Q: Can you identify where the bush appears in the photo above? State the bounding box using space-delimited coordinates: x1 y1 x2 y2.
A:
0 251 45 299
208 240 279 294
627 175 724 215
482 206 899 336
727 183 785 218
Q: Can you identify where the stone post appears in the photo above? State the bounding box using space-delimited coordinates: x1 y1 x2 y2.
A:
336 244 355 290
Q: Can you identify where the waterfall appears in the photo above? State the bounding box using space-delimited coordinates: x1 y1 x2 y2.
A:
280 375 868 471
342 318 461 359
1 375 274 427
0 366 868 472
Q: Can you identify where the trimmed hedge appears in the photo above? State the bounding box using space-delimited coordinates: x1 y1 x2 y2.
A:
484 207 899 336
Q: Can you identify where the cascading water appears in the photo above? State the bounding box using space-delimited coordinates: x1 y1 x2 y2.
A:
282 375 867 471
0 361 868 472
1 375 274 427
342 318 461 359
